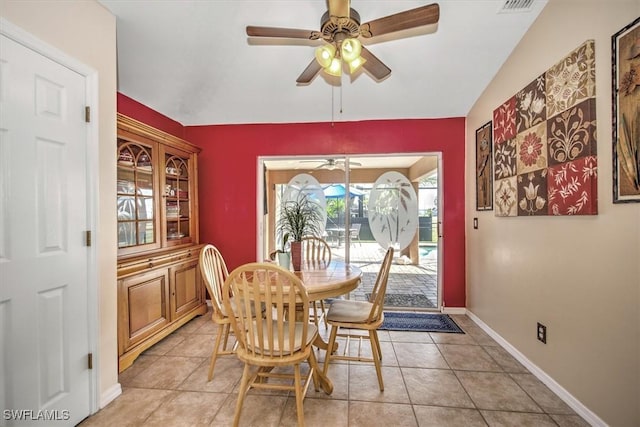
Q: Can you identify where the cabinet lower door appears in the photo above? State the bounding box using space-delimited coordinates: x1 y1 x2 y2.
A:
169 258 202 320
119 269 171 353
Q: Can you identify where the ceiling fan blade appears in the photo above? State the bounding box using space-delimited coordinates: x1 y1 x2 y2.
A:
296 59 322 84
328 0 350 19
246 26 321 40
360 47 392 80
359 3 440 38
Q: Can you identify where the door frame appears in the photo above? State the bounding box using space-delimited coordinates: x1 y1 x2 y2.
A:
1 18 100 414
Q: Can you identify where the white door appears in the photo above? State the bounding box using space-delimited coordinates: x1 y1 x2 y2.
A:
0 34 90 425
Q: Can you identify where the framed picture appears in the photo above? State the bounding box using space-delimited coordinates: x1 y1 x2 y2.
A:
476 121 493 210
612 17 640 203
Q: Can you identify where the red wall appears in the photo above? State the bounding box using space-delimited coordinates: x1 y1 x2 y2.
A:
117 93 185 139
117 94 467 307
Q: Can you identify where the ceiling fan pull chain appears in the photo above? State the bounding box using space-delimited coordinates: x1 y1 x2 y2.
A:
331 85 335 126
340 79 343 114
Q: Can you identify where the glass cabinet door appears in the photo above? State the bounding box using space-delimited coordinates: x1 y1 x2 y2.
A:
164 151 192 245
117 139 159 252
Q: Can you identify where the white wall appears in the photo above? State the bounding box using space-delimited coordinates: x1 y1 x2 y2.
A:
466 0 639 425
0 0 119 408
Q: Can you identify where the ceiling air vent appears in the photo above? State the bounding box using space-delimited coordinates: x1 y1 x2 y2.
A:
498 0 534 13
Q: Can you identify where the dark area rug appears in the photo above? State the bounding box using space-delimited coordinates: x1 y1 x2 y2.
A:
380 312 464 333
366 293 436 308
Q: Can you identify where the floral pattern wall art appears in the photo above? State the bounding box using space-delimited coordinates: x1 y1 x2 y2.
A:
476 121 493 210
612 17 640 203
493 40 598 216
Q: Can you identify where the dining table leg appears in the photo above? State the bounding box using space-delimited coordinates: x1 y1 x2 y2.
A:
313 354 334 394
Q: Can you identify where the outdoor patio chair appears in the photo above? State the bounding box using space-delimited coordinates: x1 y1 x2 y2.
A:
349 223 362 246
199 244 237 381
322 246 394 391
222 262 322 427
302 236 331 328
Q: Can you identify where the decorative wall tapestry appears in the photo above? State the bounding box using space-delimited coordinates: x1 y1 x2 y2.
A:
612 17 640 203
476 121 493 210
493 40 598 216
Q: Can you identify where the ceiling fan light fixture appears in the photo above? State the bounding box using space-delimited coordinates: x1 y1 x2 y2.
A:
315 44 336 68
325 57 342 76
347 56 367 73
340 38 362 62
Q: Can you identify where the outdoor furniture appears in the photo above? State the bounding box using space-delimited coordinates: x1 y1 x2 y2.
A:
322 247 394 391
325 227 359 247
325 228 341 247
198 244 237 381
301 236 332 328
222 262 326 427
349 223 362 246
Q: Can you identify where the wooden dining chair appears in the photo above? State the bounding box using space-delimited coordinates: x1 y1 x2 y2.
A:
322 247 394 391
301 236 332 327
198 244 237 381
222 262 323 427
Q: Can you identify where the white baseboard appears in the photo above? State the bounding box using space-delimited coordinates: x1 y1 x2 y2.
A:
441 307 467 315
99 383 122 409
466 310 606 427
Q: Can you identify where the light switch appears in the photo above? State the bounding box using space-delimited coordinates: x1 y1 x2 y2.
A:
473 218 478 229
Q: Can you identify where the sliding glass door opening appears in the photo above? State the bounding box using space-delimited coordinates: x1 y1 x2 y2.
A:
259 154 442 311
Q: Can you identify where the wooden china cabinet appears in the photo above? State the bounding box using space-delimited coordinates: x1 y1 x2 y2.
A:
116 113 207 372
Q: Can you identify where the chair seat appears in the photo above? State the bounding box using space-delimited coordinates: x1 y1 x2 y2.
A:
326 300 373 323
246 320 318 354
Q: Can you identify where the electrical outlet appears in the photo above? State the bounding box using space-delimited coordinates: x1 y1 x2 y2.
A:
537 322 547 344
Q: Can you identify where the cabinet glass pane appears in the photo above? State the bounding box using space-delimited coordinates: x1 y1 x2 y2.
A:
118 139 157 249
179 220 190 237
136 171 153 194
117 179 135 195
138 197 154 220
118 196 136 220
118 222 136 248
165 153 191 244
138 221 154 244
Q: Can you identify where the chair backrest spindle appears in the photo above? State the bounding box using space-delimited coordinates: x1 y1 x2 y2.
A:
368 247 394 322
301 236 331 263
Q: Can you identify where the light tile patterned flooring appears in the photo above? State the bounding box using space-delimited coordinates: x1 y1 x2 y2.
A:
80 310 590 426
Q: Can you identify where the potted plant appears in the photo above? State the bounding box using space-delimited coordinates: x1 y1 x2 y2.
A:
277 193 323 270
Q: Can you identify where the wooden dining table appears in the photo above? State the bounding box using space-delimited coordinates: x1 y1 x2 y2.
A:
294 259 362 302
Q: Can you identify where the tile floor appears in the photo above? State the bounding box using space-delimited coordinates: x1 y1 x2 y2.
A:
80 310 590 427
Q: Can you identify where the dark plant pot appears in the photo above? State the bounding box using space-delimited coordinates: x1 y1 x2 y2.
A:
290 241 302 271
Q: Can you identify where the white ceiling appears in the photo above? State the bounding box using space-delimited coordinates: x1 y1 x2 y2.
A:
99 0 548 126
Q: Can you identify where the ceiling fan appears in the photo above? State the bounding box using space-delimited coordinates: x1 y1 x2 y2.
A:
246 0 440 84
301 158 363 170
